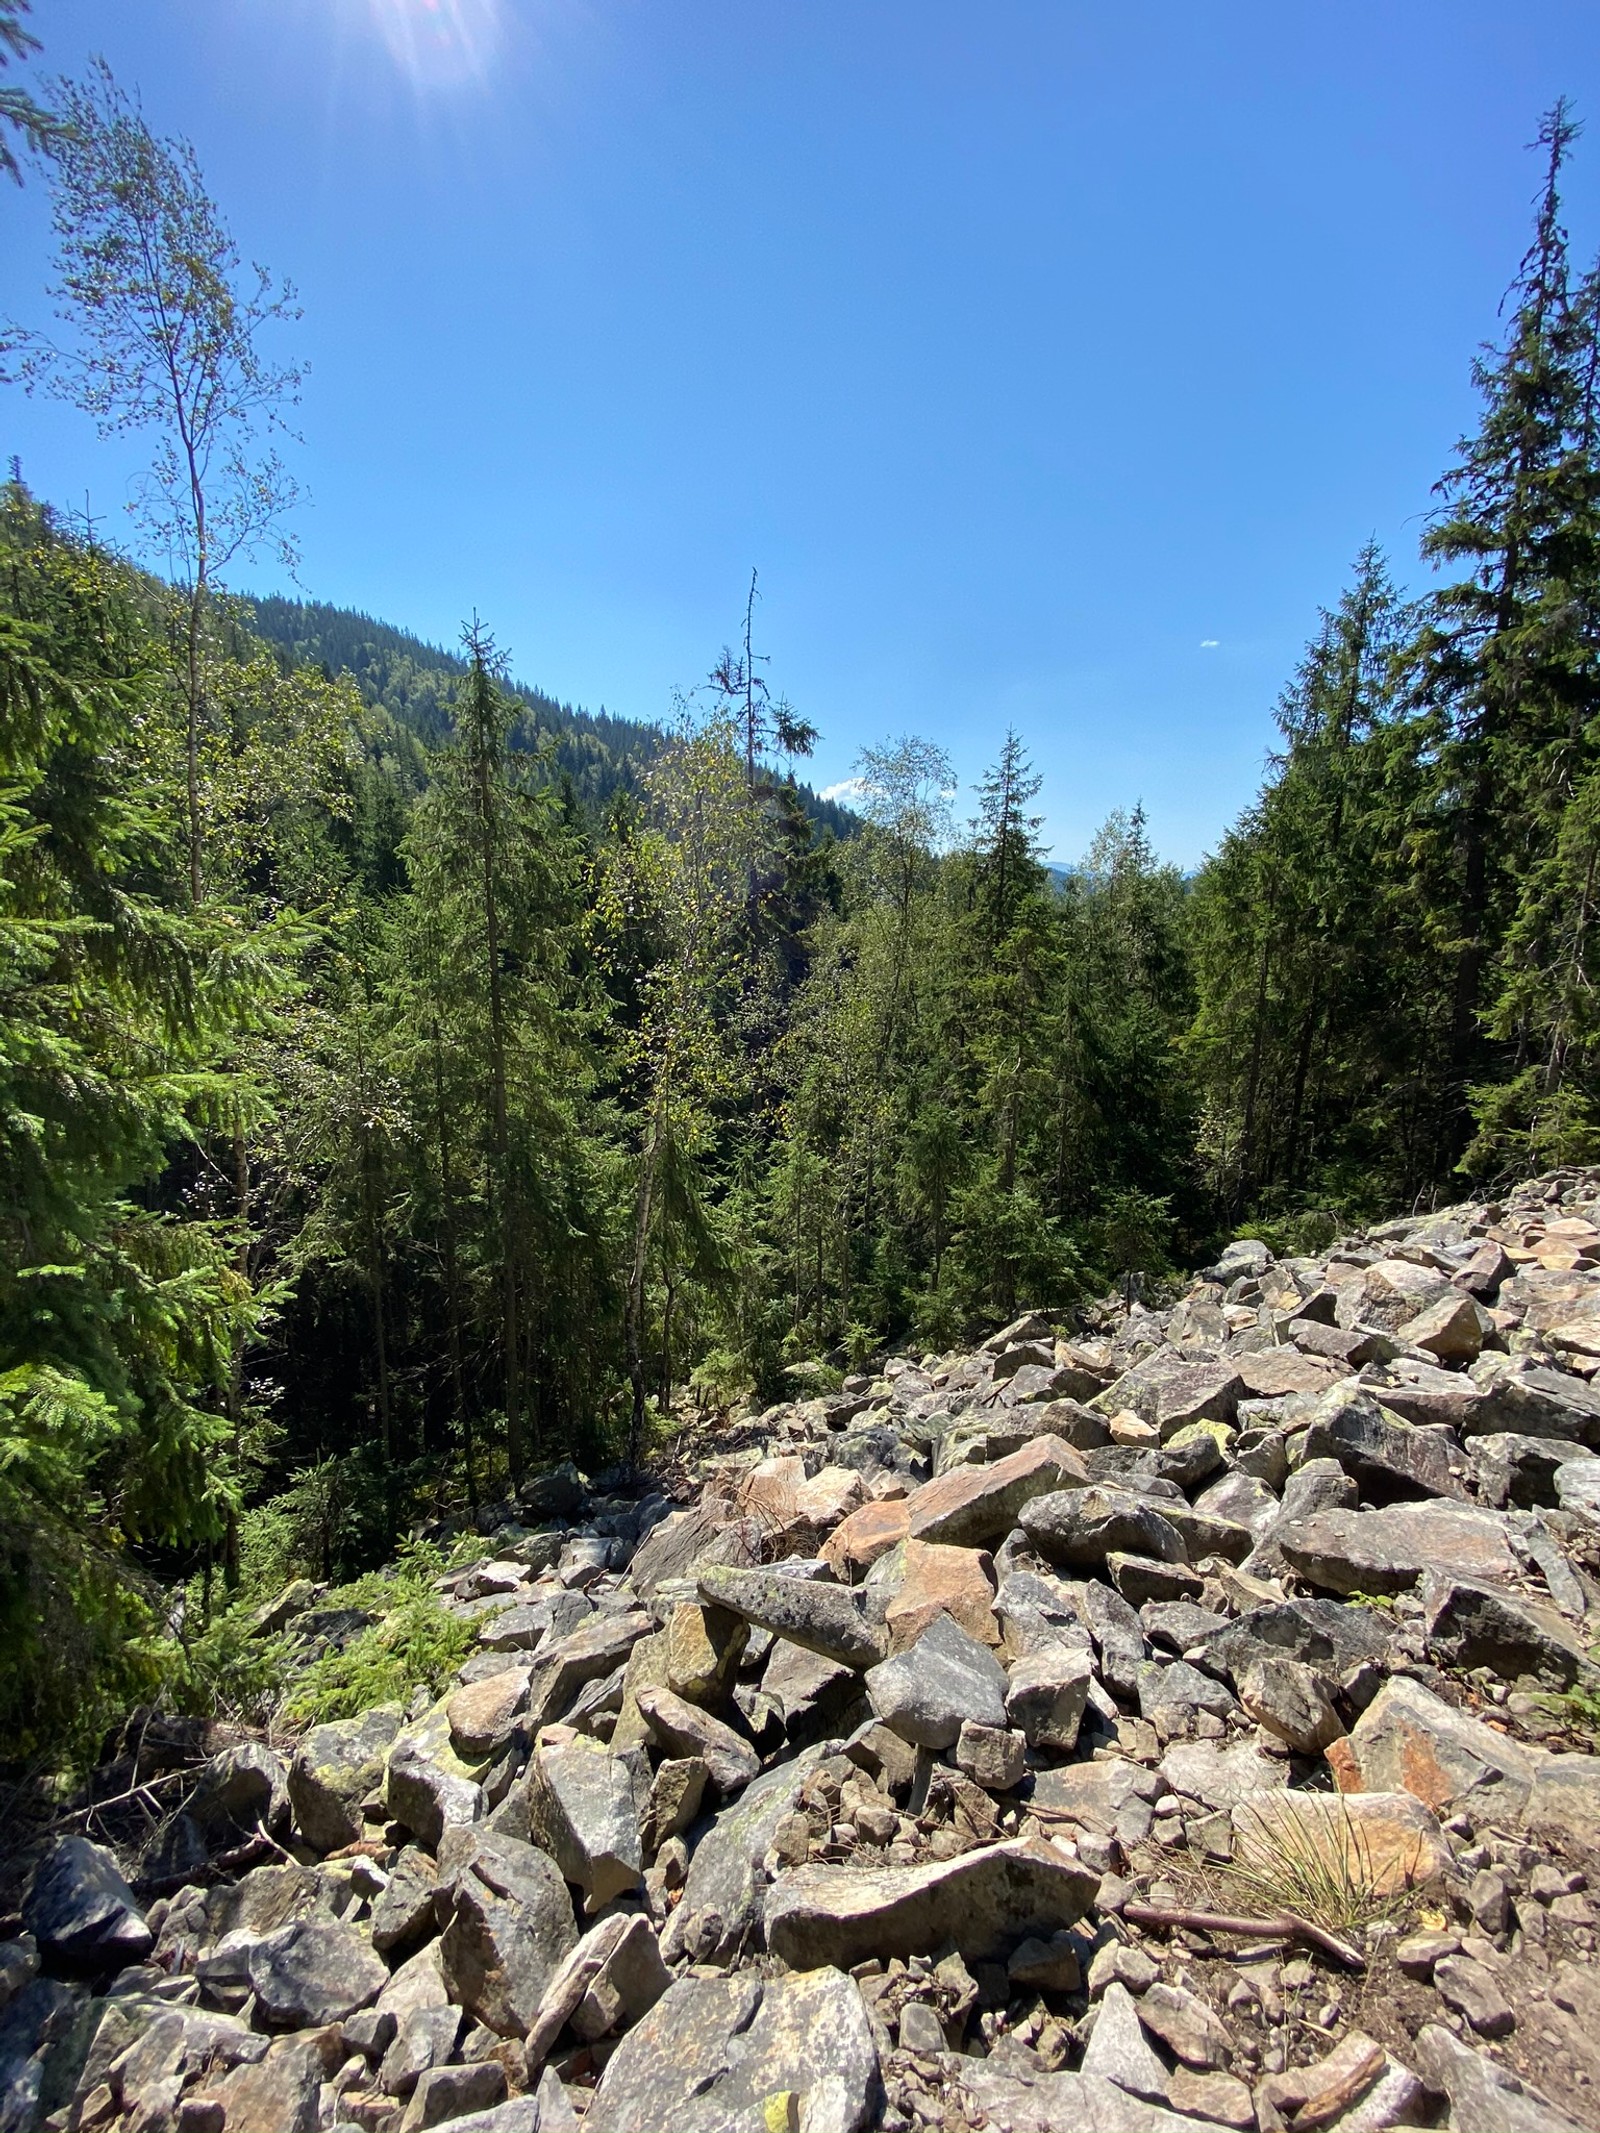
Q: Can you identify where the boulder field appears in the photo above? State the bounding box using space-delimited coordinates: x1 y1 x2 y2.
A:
9 1170 1600 2130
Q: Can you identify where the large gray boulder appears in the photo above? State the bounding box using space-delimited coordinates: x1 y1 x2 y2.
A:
287 1703 403 1853
659 1742 836 1964
1021 1487 1186 1566
525 1736 647 1905
585 1968 879 2133
764 1836 1098 1970
23 1838 152 1971
1276 1499 1518 1595
246 1918 388 2026
864 1612 1007 1749
696 1564 888 1669
437 1830 579 2038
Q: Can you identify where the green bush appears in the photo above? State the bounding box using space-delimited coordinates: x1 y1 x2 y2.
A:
282 1588 473 1726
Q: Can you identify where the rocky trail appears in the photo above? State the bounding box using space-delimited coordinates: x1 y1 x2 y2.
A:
10 1175 1600 2132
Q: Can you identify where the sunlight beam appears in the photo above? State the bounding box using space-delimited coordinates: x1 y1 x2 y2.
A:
360 0 505 88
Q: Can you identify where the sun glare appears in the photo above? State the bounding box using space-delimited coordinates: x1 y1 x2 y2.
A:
362 0 504 86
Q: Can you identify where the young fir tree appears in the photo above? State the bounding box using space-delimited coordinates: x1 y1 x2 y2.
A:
1415 102 1600 1166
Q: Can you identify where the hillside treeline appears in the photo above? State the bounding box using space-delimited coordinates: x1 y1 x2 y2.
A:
5 84 1600 1762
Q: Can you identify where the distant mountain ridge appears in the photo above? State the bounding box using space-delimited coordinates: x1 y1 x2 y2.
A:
247 594 860 835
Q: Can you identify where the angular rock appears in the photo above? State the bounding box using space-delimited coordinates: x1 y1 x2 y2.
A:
955 2065 1224 2132
795 1464 868 1526
1236 1349 1346 1399
864 1612 1007 1749
585 1968 879 2133
246 1918 388 2026
1472 1361 1600 1444
1236 1655 1344 1752
1327 1675 1539 1821
696 1564 888 1669
1299 1384 1462 1500
287 1704 403 1855
401 2061 509 2129
525 1736 645 1905
634 1682 760 1794
664 1599 749 1706
23 1838 152 1970
659 1742 834 1964
1160 1737 1289 1811
1411 2020 1585 2133
447 1668 531 1760
1433 1951 1515 2037
955 1719 1027 1790
1081 1981 1168 2101
1136 1659 1237 1723
370 1846 440 1958
904 1433 1090 1548
764 1834 1098 1969
1336 1258 1450 1333
387 1701 484 1849
527 1610 656 1727
1196 1597 1391 1687
192 1741 289 1835
380 2005 463 2098
216 2037 322 2133
643 1755 708 1851
531 1912 669 2048
1023 1757 1168 1836
821 1497 912 1579
1277 1499 1517 1595
437 1831 579 2038
1137 1982 1232 2068
1396 1290 1491 1361
883 1539 999 1652
1020 1486 1185 1567
756 1639 863 1748
1423 1575 1589 1687
1005 1644 1094 1752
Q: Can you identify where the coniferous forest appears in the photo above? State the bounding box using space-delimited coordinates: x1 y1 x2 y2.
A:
5 33 1600 1767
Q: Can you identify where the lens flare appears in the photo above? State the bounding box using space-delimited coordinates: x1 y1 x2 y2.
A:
363 0 504 86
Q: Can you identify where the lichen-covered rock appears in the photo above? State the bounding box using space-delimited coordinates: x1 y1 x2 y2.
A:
288 1703 403 1853
585 1967 879 2133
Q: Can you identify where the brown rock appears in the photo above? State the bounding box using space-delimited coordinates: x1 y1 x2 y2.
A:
822 1498 912 1580
794 1464 867 1526
446 1667 531 1759
883 1539 999 1652
904 1433 1089 1549
663 1602 748 1705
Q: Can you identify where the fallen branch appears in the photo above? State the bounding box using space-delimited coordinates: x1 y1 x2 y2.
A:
50 1767 192 1830
1120 1899 1365 1972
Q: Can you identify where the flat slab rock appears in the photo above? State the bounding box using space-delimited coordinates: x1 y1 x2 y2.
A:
584 1967 879 2133
904 1432 1089 1548
955 2064 1224 2131
1276 1499 1518 1594
763 1834 1098 1969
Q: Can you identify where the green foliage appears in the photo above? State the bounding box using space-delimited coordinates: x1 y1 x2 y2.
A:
282 1584 472 1727
16 89 1600 1778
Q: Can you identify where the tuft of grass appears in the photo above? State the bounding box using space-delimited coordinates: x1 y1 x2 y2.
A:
1209 1797 1421 1937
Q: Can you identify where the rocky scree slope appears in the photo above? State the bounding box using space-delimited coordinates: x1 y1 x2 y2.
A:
10 1174 1600 2132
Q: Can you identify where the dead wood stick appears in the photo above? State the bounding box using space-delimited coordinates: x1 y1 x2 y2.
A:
50 1768 191 1829
1120 1899 1365 1972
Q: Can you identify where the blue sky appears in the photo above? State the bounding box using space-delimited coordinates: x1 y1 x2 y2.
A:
4 1 1599 865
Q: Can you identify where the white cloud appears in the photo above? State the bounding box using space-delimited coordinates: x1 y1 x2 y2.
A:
821 777 873 804
1199 639 1220 649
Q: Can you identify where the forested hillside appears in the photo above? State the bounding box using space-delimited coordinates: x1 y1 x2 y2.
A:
5 56 1600 1772
245 593 863 837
